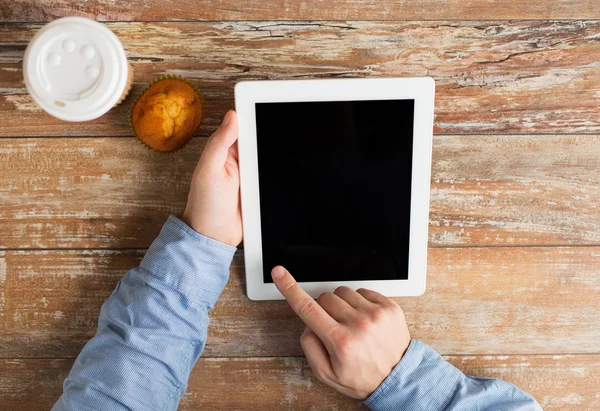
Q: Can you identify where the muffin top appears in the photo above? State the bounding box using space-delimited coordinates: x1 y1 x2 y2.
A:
132 79 203 152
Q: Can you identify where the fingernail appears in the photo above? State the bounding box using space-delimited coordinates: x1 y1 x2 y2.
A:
221 111 232 127
272 266 286 280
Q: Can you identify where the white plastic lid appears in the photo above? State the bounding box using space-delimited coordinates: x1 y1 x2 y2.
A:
23 17 129 122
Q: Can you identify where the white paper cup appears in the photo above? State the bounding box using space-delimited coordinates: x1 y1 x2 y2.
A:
23 17 132 122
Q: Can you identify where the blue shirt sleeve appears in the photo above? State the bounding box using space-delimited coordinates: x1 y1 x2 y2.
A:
364 340 542 411
54 216 540 410
53 215 236 411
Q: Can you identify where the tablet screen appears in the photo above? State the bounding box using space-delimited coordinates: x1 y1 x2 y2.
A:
256 99 414 283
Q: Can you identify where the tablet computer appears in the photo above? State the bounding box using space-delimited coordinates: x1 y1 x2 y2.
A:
235 77 435 300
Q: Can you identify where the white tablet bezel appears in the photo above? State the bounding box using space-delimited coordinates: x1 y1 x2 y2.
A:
235 77 435 301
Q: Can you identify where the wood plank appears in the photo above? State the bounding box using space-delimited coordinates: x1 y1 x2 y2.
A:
3 135 600 249
1 0 599 22
0 138 202 249
445 355 600 410
1 247 599 358
1 355 598 410
430 135 600 246
2 21 600 136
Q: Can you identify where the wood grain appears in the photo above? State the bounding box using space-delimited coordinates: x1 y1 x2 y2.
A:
2 21 600 136
3 135 600 249
1 247 599 358
2 5 599 410
447 355 600 410
1 355 599 410
0 138 202 249
1 0 599 22
430 135 600 246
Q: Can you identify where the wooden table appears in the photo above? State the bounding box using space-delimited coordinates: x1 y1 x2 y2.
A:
1 1 600 409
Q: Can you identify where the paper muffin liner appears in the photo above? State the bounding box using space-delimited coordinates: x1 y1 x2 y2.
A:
115 63 134 107
130 74 205 153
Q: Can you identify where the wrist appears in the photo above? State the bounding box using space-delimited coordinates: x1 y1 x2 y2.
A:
363 340 428 409
180 208 218 244
181 207 198 233
181 207 241 247
360 342 409 400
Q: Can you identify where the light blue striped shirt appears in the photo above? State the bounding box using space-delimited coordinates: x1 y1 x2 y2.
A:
54 216 541 410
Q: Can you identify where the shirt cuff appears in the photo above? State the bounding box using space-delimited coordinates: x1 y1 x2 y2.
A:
364 340 435 409
139 215 237 308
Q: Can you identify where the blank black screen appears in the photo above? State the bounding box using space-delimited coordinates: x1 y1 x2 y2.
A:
256 100 414 283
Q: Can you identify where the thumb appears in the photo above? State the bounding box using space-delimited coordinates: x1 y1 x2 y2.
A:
201 110 238 168
300 327 335 382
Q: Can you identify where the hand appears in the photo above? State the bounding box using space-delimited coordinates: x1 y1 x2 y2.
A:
271 266 411 400
182 110 243 247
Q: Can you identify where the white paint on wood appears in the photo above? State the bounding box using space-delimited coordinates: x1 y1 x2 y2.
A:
541 393 584 406
0 256 5 318
3 21 600 136
4 136 600 248
4 95 39 111
1 248 599 357
0 258 6 283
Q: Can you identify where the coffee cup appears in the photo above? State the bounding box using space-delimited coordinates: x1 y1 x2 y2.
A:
23 17 133 122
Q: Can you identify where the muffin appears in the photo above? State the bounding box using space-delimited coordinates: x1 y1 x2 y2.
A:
132 77 204 152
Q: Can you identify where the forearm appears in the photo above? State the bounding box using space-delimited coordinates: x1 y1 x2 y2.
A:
54 216 236 411
364 340 541 411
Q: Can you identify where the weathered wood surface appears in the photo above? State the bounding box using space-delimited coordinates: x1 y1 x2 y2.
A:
0 138 201 249
448 355 600 410
1 247 599 358
2 6 600 409
1 355 599 410
3 135 600 249
1 0 599 22
430 135 600 246
3 21 600 136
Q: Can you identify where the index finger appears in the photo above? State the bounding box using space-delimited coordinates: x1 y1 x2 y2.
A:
271 266 338 343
